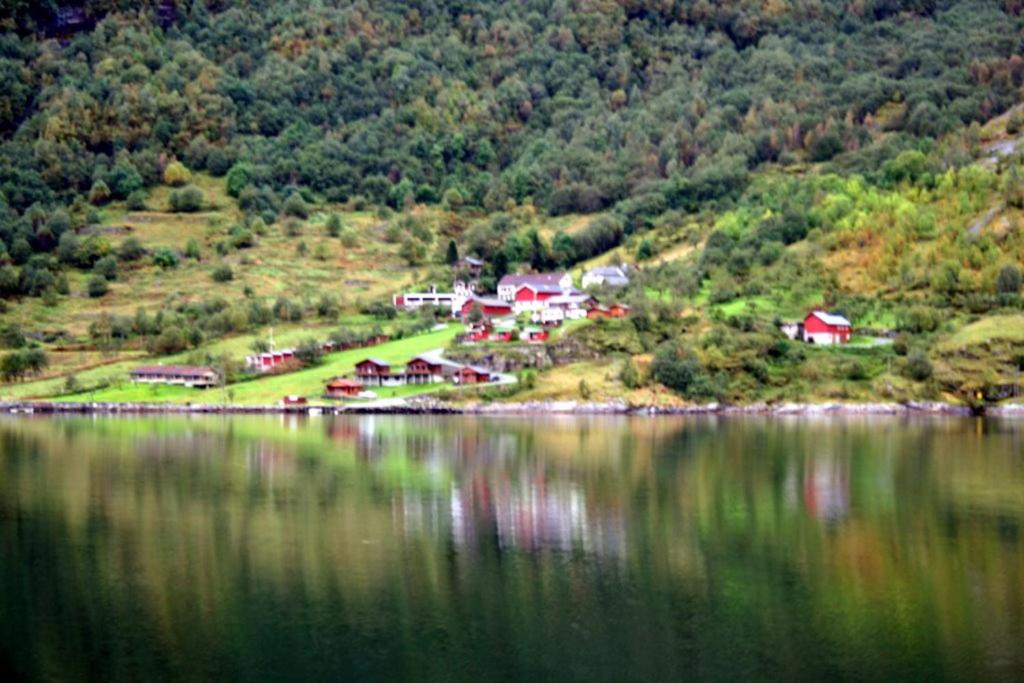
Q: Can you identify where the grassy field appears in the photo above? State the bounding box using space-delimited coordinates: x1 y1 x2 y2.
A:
53 325 461 405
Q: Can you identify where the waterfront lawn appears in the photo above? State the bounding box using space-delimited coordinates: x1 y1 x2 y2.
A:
56 325 461 405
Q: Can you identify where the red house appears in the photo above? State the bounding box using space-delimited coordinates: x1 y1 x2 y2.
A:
355 358 393 386
802 311 852 345
461 296 513 318
456 366 492 384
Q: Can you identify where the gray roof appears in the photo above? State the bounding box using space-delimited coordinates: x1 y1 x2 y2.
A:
586 266 627 277
499 273 569 287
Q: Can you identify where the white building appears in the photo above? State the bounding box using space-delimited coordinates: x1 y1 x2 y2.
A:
393 284 470 316
582 265 630 289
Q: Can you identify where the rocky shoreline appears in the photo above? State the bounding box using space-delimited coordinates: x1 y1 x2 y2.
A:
3 398 1022 417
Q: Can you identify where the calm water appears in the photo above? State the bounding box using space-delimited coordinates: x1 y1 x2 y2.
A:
1 415 1022 681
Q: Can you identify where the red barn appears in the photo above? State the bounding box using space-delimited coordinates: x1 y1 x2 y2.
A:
461 296 513 318
802 311 852 345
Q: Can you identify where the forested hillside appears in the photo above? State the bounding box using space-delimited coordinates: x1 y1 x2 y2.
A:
1 1 1024 406
3 1 1023 219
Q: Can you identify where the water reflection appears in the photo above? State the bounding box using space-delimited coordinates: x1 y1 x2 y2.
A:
0 415 1022 681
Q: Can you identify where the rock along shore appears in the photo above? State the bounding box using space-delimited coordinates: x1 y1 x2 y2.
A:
2 398 1017 417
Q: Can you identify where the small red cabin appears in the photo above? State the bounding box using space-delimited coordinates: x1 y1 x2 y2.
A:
456 366 492 384
802 311 852 345
325 378 363 398
282 395 307 406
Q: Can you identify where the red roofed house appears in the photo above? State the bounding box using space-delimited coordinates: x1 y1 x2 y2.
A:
324 378 364 398
802 311 852 345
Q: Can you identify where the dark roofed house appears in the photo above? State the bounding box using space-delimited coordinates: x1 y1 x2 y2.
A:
130 365 219 388
355 358 399 387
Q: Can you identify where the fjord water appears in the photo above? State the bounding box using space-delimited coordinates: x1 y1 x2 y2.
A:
1 416 1022 681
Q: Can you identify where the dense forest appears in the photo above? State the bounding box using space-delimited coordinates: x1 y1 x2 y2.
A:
2 1 1023 271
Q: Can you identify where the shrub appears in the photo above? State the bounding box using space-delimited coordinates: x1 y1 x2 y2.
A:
0 323 26 349
997 264 1022 295
229 226 255 249
635 239 654 261
620 357 641 388
88 180 111 205
651 342 714 399
118 237 146 261
186 238 201 260
169 185 205 212
904 351 934 381
225 163 251 197
283 192 309 218
843 360 867 381
152 247 179 269
163 161 191 187
340 227 358 247
325 214 342 237
212 265 233 282
294 338 323 366
87 274 109 298
93 255 118 281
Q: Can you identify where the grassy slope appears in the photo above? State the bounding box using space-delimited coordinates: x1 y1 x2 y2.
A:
54 325 460 405
4 144 1024 406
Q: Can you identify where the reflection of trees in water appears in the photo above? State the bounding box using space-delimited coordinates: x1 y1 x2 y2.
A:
0 416 1023 679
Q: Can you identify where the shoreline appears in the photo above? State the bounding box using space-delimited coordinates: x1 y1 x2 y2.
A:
3 399 1021 417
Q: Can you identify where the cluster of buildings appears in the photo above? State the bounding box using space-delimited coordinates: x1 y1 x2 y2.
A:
327 352 495 395
394 263 632 329
244 334 389 373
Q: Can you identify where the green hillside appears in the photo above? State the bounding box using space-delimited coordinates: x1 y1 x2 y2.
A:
2 1 1024 406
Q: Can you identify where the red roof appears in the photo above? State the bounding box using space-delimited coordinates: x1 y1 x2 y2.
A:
326 378 363 389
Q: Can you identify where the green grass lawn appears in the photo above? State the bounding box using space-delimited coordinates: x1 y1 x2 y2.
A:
54 325 461 405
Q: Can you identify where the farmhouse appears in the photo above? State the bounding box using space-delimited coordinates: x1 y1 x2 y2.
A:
354 358 404 387
802 311 853 345
130 365 219 388
324 378 364 399
455 256 484 278
582 265 630 289
405 353 465 384
497 272 573 301
536 293 594 323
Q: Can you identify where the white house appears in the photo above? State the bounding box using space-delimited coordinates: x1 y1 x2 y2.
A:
393 284 469 316
582 265 630 289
